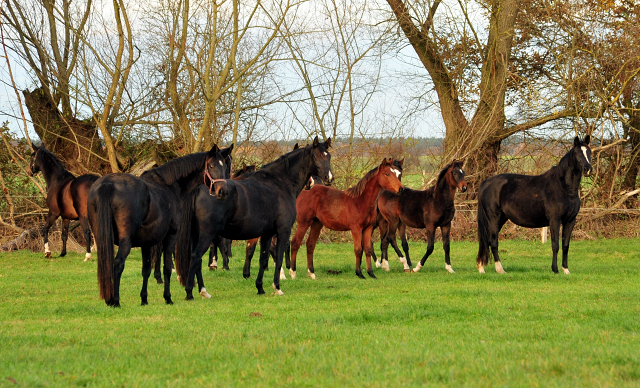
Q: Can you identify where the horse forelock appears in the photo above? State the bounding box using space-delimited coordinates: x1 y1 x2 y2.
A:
344 166 379 198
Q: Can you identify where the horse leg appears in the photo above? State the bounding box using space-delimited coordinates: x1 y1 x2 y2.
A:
289 220 311 279
110 238 131 308
255 235 273 295
351 230 366 279
398 223 412 267
272 231 291 295
441 222 454 273
243 238 259 279
387 223 405 272
161 237 176 304
222 238 232 271
80 217 92 261
305 220 323 279
379 220 391 270
185 234 213 300
413 226 435 272
549 219 561 274
561 218 577 275
208 242 217 270
60 218 70 257
363 226 376 279
486 214 507 274
140 245 152 305
42 212 57 258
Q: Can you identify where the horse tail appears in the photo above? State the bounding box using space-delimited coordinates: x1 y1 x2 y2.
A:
174 189 197 286
476 190 491 267
96 183 116 301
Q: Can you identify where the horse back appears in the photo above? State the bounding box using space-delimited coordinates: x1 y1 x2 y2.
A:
297 185 375 231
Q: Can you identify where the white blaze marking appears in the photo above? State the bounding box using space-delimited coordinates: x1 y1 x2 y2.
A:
563 267 570 275
412 263 423 272
328 171 333 181
495 261 506 274
390 168 401 178
323 152 328 156
445 264 455 273
581 146 590 163
218 160 223 166
199 287 212 299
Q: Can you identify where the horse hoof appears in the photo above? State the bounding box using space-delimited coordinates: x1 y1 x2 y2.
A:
562 267 570 275
165 299 174 305
156 278 163 284
445 264 455 273
381 260 390 272
404 269 412 273
243 273 251 279
356 272 366 279
223 266 230 271
141 300 148 306
185 294 194 301
307 269 316 280
60 251 67 257
375 260 381 268
84 253 91 262
412 263 423 273
45 252 52 259
399 257 411 271
367 271 377 279
289 270 297 280
280 268 287 280
272 284 284 296
257 288 266 295
199 288 212 299
495 262 506 274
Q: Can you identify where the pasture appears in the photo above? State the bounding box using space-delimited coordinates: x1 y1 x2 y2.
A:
1 238 639 387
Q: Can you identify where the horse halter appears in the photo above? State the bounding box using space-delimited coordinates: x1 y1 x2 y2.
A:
204 164 226 197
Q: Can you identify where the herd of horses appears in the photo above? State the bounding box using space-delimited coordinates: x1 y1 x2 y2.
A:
26 135 593 307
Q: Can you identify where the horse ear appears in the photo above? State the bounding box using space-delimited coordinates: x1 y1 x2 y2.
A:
293 143 299 150
220 144 234 158
31 142 38 151
584 135 591 145
381 158 388 166
573 136 580 146
242 162 247 170
312 136 320 147
398 157 405 166
325 137 332 148
208 144 220 156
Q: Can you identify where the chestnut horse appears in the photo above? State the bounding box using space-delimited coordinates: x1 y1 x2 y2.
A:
377 160 467 273
290 159 405 280
476 136 592 274
27 144 99 261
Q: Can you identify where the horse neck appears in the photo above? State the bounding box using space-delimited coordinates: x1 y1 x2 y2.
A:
263 149 312 195
356 173 385 206
39 157 71 189
555 151 582 194
434 173 456 203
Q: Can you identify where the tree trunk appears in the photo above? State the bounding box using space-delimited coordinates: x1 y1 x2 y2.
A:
23 87 110 175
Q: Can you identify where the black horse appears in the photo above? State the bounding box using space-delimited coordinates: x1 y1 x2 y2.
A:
27 144 99 260
175 137 333 298
206 154 238 271
476 136 592 274
87 145 233 307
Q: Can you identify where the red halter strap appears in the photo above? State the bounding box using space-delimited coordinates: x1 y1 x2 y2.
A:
204 163 227 196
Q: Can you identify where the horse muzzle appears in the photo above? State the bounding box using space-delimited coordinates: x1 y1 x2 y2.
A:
460 182 468 192
213 181 228 200
323 173 334 186
584 167 592 177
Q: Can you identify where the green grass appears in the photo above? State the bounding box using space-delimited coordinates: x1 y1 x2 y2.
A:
1 238 639 387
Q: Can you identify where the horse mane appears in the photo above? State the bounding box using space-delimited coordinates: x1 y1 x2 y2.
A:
344 167 378 198
254 146 307 177
141 152 207 186
36 147 74 181
432 161 456 198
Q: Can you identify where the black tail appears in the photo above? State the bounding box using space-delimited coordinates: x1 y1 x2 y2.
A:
174 189 197 286
95 184 115 301
476 194 491 267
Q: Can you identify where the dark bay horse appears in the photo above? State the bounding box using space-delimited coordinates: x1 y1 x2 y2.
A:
290 159 405 280
476 136 592 274
175 137 333 297
27 144 99 261
377 160 467 273
87 145 233 307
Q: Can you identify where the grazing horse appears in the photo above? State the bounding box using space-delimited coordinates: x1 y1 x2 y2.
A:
377 160 467 273
476 136 592 274
175 137 333 298
27 144 99 261
87 145 233 307
290 159 405 280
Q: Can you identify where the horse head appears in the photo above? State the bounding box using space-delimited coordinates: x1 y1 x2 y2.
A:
448 160 467 192
573 135 592 176
310 136 334 186
205 144 234 199
27 143 42 176
378 158 405 194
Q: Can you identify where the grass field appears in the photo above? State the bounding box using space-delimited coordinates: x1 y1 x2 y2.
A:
1 238 639 387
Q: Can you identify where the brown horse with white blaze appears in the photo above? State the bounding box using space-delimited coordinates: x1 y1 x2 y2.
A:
290 158 405 279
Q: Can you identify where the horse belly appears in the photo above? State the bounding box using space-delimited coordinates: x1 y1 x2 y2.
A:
502 200 548 228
